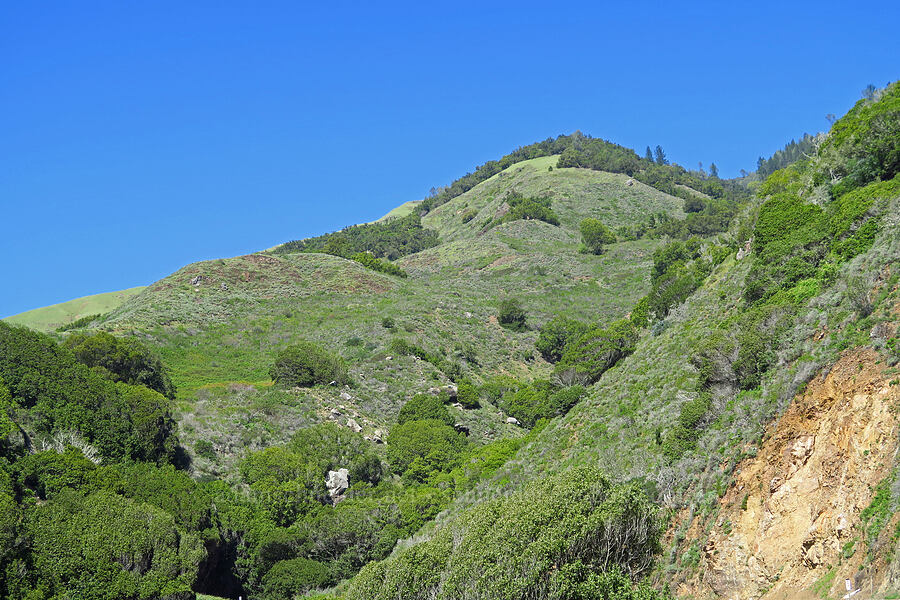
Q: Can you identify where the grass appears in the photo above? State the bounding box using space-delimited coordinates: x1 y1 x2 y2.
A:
77 156 677 479
3 286 146 331
368 199 422 223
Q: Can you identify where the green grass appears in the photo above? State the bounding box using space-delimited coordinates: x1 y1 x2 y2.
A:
368 199 422 223
70 156 685 479
3 286 146 331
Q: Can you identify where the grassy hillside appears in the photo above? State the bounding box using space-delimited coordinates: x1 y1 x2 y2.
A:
369 200 422 223
76 157 687 479
3 286 146 331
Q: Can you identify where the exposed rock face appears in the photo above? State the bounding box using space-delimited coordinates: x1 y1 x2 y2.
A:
687 348 900 599
736 238 753 260
506 417 521 426
326 468 349 504
346 418 362 433
190 275 203 286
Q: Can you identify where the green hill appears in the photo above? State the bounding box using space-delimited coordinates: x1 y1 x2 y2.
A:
5 82 898 600
3 286 146 332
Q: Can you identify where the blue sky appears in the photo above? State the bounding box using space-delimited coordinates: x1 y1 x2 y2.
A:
1 1 898 317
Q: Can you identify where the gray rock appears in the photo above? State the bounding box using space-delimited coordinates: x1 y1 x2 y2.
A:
326 468 350 503
190 275 203 286
347 418 363 433
340 391 352 401
506 416 521 426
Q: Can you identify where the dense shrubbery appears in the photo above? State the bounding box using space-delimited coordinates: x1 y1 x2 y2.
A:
63 331 177 399
387 418 469 478
349 252 407 277
345 467 665 600
387 338 465 382
499 379 585 428
0 323 178 463
270 341 350 387
397 394 453 426
500 192 560 226
275 213 439 260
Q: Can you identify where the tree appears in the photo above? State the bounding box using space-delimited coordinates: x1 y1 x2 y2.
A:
498 299 527 331
270 342 349 387
654 145 668 165
862 83 876 100
579 218 616 255
554 320 638 385
644 146 653 161
535 316 589 363
709 163 719 178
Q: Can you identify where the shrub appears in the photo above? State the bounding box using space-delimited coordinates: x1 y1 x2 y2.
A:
460 208 478 223
381 317 395 329
498 298 527 332
350 252 407 277
554 320 638 385
455 379 480 408
397 394 452 426
270 341 349 387
194 439 216 460
386 419 468 476
536 316 590 363
499 192 560 226
64 331 176 399
579 218 616 254
261 558 330 599
344 468 663 600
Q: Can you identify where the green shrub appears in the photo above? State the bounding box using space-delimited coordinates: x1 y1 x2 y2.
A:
460 208 478 223
261 557 330 599
498 298 527 332
26 490 204 599
555 320 638 385
194 439 216 460
344 468 663 600
381 316 395 329
270 341 349 387
397 394 452 426
386 419 468 476
536 316 590 363
499 192 560 226
63 331 176 400
350 252 407 278
455 379 480 408
580 218 616 254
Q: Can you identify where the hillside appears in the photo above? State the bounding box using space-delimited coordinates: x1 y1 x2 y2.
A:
3 286 145 332
2 82 897 600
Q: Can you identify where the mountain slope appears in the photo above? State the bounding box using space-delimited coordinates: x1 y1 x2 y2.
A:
3 286 146 331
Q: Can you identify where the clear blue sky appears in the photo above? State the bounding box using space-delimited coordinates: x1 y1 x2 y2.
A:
2 1 898 318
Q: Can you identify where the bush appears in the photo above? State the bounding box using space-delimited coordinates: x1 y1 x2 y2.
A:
554 320 638 385
580 218 616 254
63 331 176 400
350 252 407 278
455 379 480 408
270 342 349 387
386 419 468 476
397 394 452 426
381 317 395 329
344 468 663 600
261 558 330 599
499 192 560 226
498 298 527 332
194 439 216 460
536 316 590 363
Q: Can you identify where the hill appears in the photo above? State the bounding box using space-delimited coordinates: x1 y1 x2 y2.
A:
3 286 146 332
6 82 898 600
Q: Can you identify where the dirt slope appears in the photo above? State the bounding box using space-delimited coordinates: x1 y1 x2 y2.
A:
681 347 900 599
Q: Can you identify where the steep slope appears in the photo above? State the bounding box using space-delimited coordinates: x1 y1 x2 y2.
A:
695 347 900 599
3 286 145 331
